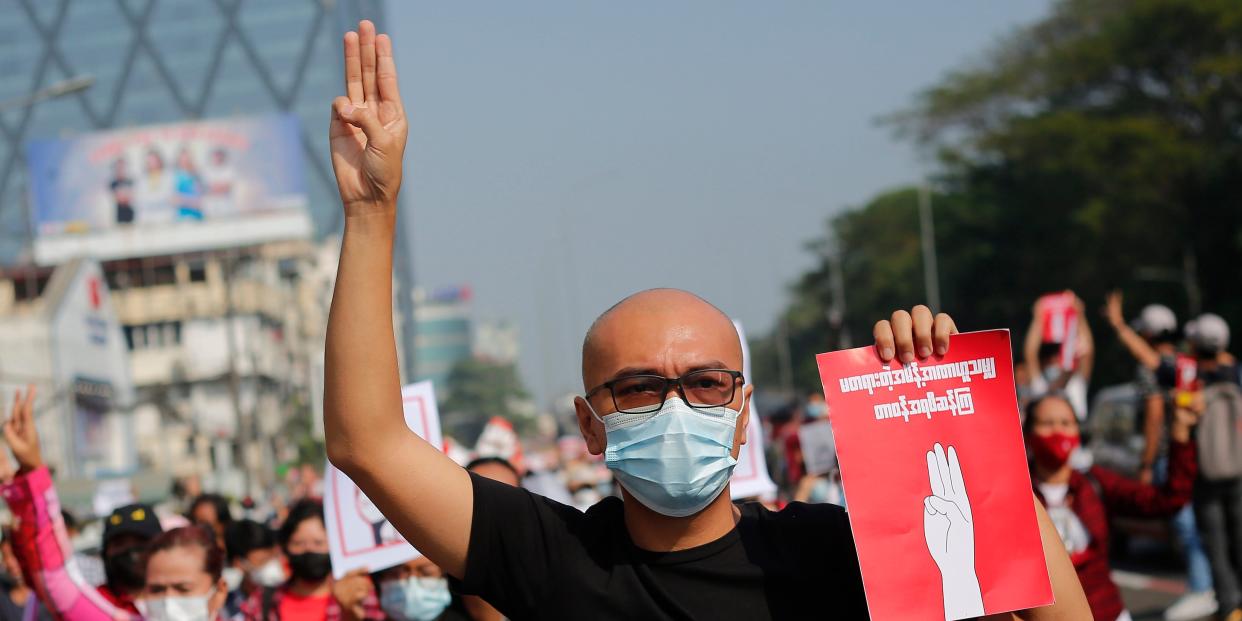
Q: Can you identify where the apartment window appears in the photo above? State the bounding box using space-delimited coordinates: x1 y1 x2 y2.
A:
148 264 176 286
124 321 182 350
187 261 207 283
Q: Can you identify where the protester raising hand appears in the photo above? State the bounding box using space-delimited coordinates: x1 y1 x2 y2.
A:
329 19 408 216
3 385 42 474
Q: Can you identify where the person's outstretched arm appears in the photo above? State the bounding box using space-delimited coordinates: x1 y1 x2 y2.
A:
1072 294 1094 381
323 20 472 578
1104 290 1161 370
1 386 130 621
1092 397 1199 518
1023 299 1043 378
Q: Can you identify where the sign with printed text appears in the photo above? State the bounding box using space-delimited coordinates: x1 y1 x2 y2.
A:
797 420 837 476
324 381 443 578
730 321 778 500
817 330 1051 621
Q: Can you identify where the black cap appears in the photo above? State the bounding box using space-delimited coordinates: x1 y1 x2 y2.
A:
102 503 162 545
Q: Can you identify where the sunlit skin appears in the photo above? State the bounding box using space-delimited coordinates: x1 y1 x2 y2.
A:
469 462 519 487
143 546 227 617
573 289 752 553
191 503 225 542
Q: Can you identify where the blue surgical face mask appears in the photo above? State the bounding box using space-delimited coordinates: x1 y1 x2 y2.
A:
805 402 827 419
590 394 744 518
1042 365 1060 382
380 576 451 621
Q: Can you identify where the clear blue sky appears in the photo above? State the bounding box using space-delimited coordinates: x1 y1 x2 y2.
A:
386 1 1051 404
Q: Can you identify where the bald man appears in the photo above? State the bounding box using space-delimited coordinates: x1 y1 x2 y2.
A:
322 20 1089 620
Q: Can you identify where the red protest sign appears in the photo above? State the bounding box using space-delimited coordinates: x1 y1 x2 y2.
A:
1038 291 1078 370
816 330 1052 621
1175 353 1200 392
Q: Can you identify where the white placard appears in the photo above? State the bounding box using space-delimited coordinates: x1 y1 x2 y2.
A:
93 479 135 518
797 420 838 476
730 321 778 500
324 381 443 578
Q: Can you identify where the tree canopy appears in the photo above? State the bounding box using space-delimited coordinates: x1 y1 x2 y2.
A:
440 357 535 441
753 0 1242 395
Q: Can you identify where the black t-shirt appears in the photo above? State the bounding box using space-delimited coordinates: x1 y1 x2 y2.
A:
457 473 869 620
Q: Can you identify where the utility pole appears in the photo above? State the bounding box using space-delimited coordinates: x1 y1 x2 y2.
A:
826 233 851 350
221 250 250 497
775 315 794 394
918 182 941 312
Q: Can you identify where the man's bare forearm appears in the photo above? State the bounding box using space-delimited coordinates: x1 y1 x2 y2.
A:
324 209 405 470
1111 322 1161 370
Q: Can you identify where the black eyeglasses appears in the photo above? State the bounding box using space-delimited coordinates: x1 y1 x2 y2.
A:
586 369 744 415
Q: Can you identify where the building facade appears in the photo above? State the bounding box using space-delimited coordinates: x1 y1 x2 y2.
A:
0 239 406 503
0 0 415 503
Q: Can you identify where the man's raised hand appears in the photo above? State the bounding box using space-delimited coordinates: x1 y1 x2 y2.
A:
330 20 408 216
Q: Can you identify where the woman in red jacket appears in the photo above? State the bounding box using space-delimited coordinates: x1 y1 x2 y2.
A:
1025 393 1198 621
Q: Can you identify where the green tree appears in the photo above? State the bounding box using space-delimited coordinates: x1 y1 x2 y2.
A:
440 358 535 440
756 0 1242 392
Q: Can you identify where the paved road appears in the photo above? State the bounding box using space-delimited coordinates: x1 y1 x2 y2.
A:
1117 569 1202 621
1115 541 1214 621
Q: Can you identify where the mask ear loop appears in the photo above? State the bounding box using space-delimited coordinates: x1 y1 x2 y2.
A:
586 399 606 425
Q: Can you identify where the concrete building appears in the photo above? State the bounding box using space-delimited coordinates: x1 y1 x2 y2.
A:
474 318 520 365
0 238 404 501
0 259 135 479
0 1 425 502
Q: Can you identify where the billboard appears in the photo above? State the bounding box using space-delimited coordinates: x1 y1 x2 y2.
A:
26 115 312 264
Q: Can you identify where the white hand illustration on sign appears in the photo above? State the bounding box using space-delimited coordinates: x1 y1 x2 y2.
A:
923 443 984 620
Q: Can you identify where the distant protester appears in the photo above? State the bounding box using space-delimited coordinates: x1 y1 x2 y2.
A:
224 520 285 619
1024 394 1199 621
140 525 229 621
240 499 382 620
0 384 162 619
189 493 234 546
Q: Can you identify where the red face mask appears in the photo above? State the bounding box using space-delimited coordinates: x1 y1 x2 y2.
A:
1028 431 1080 470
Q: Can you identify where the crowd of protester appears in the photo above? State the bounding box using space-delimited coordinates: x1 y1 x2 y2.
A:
0 382 537 621
754 291 1240 621
0 19 1237 621
0 290 1228 621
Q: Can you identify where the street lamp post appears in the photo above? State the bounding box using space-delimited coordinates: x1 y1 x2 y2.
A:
0 75 94 114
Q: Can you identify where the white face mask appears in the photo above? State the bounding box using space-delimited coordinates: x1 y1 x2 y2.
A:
222 567 243 592
136 588 214 621
250 558 287 588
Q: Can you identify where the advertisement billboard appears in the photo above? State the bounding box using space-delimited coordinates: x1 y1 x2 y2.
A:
26 115 312 264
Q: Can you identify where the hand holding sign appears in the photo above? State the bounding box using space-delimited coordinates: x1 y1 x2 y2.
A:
923 443 983 620
819 330 1053 619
